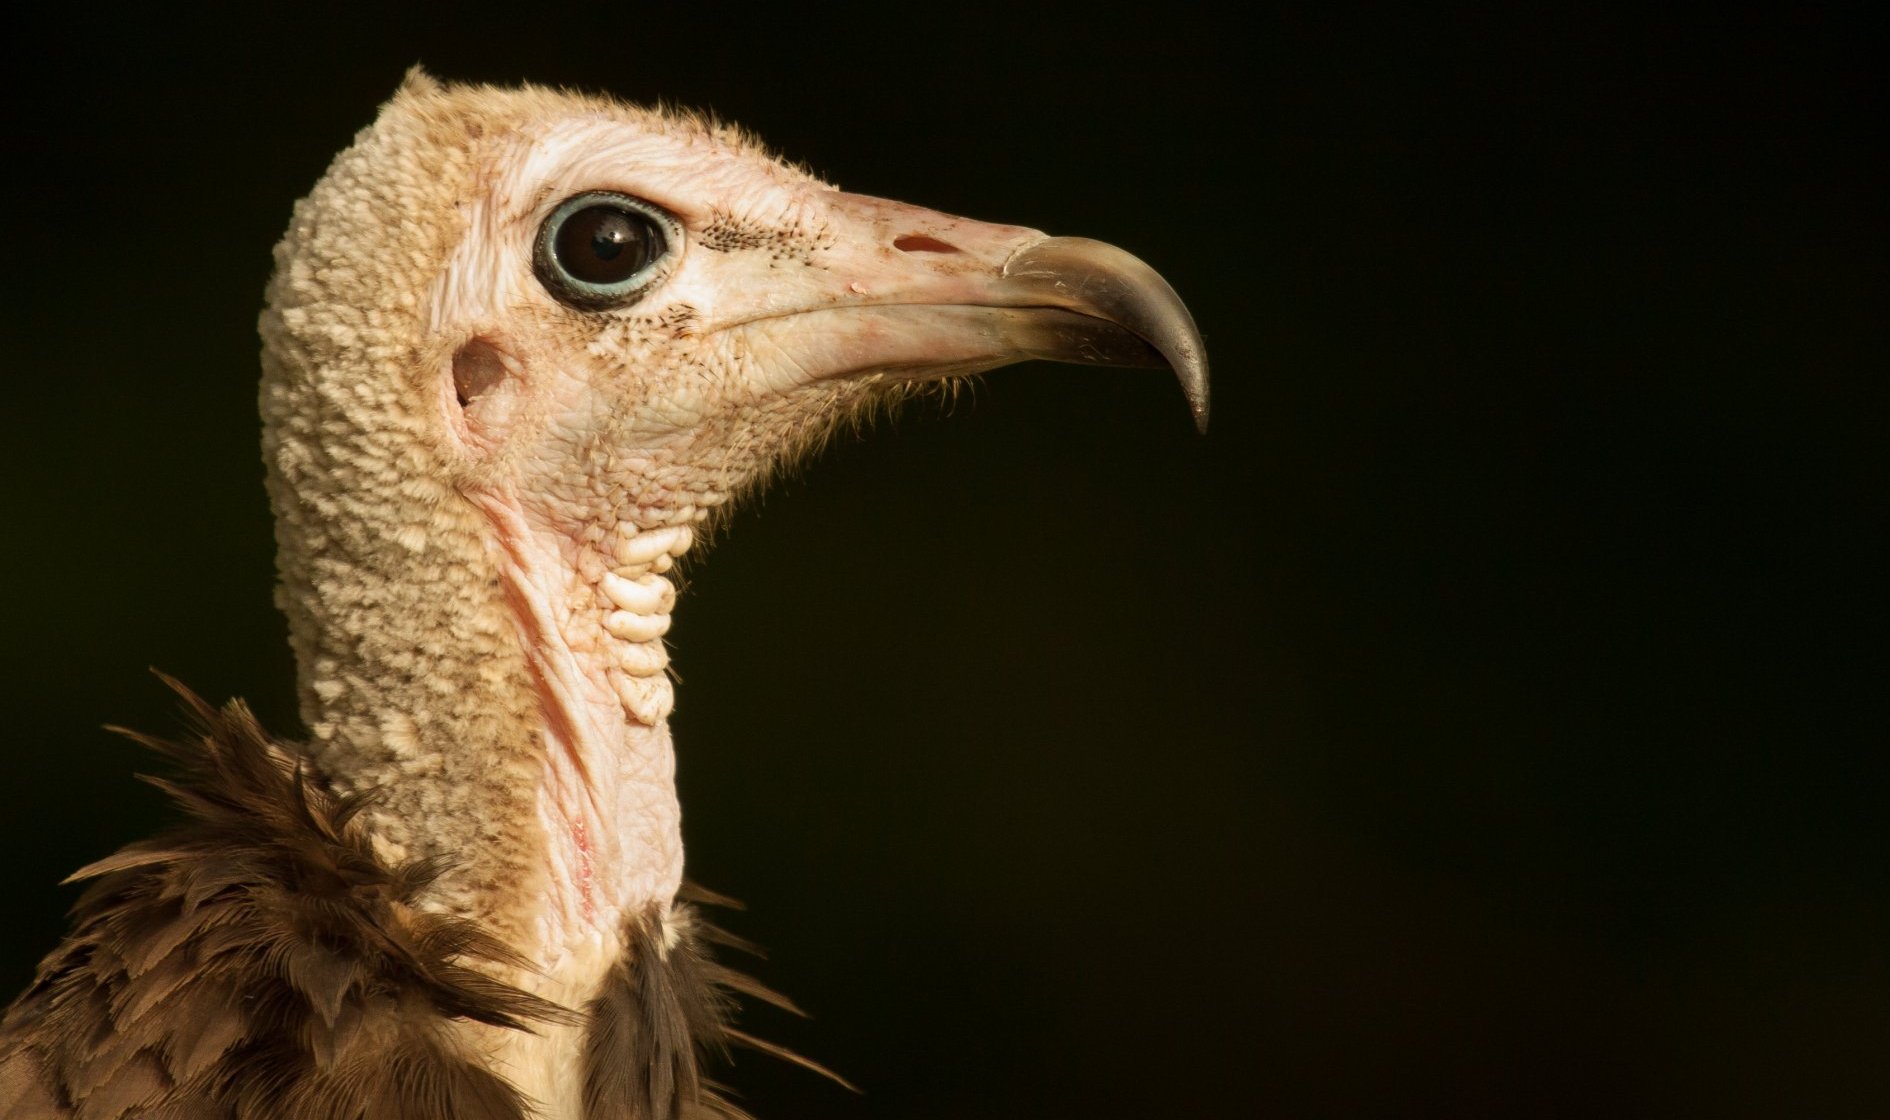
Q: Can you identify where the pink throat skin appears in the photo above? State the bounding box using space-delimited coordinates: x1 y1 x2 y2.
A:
472 488 694 971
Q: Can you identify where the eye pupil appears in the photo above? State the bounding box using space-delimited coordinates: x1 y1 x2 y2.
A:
557 206 653 282
535 193 674 308
591 223 626 260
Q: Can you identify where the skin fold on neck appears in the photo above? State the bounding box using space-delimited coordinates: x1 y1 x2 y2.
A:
472 492 697 969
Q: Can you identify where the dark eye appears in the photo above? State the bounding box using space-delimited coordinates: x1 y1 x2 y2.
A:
534 192 675 309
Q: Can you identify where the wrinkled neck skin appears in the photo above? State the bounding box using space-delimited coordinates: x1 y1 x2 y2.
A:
272 383 876 1111
282 456 710 1111
293 490 705 967
275 372 885 968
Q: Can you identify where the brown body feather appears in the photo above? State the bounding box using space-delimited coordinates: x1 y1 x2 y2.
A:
0 683 810 1120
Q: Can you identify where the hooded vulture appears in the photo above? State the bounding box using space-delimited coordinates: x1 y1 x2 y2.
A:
0 71 1207 1120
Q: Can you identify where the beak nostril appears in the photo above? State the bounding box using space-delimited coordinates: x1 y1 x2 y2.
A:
893 234 962 254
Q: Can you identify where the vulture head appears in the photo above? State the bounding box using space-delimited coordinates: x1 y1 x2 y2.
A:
4 70 1204 1119
262 68 1202 960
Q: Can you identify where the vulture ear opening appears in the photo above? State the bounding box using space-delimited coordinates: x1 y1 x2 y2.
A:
453 338 511 407
450 337 526 446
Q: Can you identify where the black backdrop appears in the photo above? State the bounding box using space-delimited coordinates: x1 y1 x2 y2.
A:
1 6 1881 1117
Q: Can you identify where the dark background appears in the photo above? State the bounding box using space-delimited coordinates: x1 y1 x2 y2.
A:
1 6 1882 1117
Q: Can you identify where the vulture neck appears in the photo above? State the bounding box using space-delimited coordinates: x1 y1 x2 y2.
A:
287 480 699 983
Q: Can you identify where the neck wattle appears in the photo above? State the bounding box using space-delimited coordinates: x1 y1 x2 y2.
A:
474 498 699 971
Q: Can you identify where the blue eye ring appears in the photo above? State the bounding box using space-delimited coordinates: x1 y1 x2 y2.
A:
533 191 680 310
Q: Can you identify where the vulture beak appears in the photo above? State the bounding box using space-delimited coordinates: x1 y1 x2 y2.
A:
713 192 1210 431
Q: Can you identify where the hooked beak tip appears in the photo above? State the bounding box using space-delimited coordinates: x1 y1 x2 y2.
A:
1001 236 1210 434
